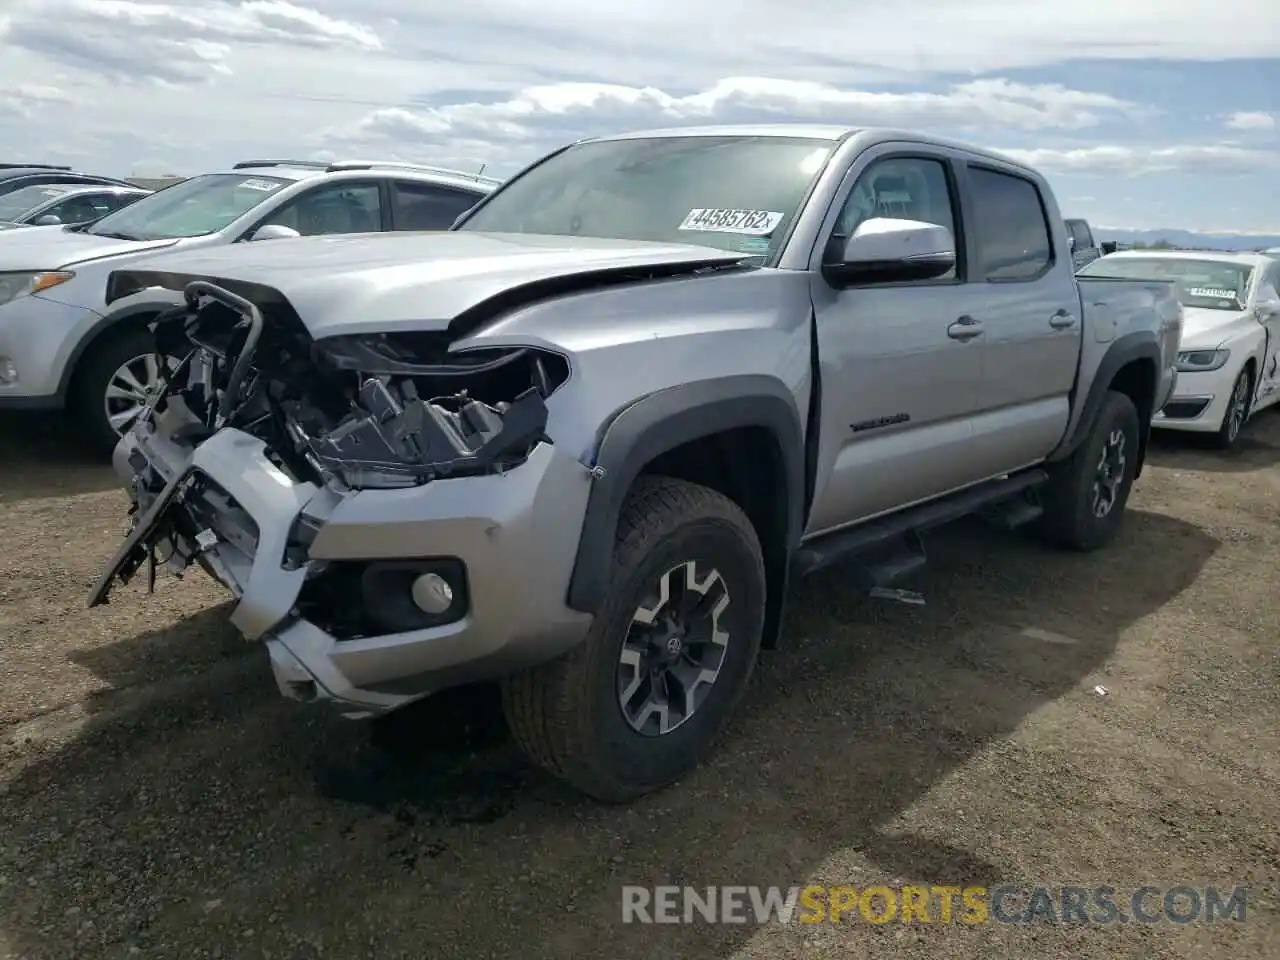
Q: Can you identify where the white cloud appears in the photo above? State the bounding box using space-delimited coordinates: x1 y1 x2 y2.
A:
997 144 1279 176
1223 111 1276 131
0 84 73 116
327 77 1142 169
326 0 1280 85
4 0 381 85
1 0 1278 232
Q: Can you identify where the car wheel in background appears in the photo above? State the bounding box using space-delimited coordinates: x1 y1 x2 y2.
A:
72 326 167 457
1210 365 1252 451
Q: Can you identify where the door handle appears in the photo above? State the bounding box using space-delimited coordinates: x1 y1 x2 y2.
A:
1050 310 1077 329
947 315 984 341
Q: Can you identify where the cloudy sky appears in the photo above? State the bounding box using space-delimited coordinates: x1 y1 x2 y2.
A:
1 0 1277 234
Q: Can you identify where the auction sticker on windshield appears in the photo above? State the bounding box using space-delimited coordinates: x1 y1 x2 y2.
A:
679 208 784 235
238 178 282 192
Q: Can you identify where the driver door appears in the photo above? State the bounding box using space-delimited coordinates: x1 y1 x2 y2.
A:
805 147 993 535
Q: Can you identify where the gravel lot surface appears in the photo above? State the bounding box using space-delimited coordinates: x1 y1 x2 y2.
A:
1 411 1277 959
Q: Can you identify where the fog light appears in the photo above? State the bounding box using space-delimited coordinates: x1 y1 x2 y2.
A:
355 559 469 634
411 572 454 614
0 358 17 385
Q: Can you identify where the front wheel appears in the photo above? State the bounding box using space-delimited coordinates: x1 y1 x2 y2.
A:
1035 390 1141 552
502 476 766 802
1210 365 1252 450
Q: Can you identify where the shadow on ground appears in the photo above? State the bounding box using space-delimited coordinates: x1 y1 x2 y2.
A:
0 508 1220 958
1146 408 1280 474
0 412 117 502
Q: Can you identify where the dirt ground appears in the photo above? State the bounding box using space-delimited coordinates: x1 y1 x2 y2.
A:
1 410 1278 960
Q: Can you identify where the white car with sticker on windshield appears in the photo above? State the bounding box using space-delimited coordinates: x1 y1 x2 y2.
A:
1077 250 1280 449
0 159 499 453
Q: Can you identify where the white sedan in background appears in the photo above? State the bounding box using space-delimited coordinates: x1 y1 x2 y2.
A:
1078 250 1280 449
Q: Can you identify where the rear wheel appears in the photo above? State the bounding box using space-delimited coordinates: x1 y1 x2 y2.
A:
1035 390 1140 551
502 476 766 802
1210 365 1252 450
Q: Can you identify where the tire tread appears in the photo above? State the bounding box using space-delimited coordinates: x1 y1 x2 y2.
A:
1036 389 1139 552
502 475 763 802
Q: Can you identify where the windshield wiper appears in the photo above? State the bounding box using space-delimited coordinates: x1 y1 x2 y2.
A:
91 230 145 241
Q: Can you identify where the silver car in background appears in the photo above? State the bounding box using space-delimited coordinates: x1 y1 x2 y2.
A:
0 184 150 229
0 159 500 451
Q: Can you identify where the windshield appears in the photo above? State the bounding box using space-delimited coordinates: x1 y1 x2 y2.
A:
0 185 73 221
458 135 835 257
1079 256 1254 311
86 173 290 241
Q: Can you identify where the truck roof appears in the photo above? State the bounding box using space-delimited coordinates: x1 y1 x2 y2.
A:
585 124 1041 176
597 123 857 142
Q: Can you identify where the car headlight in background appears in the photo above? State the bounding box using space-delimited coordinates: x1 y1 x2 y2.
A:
1175 348 1230 373
0 271 75 307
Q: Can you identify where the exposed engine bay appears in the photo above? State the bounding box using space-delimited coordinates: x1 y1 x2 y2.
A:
142 281 568 491
87 279 570 608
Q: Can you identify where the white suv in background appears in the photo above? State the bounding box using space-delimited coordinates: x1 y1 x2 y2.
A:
0 159 500 452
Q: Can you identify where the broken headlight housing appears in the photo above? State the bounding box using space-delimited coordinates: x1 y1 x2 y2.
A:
144 286 572 492
283 334 571 490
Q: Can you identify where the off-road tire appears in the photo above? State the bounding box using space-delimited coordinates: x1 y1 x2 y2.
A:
71 325 155 458
1035 389 1140 552
1209 364 1252 450
501 475 766 803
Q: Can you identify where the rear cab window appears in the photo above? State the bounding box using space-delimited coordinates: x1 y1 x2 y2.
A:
966 166 1055 281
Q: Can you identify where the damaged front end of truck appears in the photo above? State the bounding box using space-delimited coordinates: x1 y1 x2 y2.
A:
84 237 751 716
86 272 575 699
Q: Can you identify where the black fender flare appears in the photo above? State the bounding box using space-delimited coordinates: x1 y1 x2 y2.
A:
565 374 806 615
1056 331 1161 467
56 297 183 399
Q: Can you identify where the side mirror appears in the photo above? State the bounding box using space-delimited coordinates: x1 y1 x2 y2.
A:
823 217 956 287
248 223 301 241
1100 241 1117 255
34 214 61 226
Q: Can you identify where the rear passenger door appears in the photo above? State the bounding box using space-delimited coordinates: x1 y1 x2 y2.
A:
960 162 1081 473
389 180 485 230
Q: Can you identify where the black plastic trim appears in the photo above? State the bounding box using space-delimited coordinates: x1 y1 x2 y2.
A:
1057 331 1160 459
565 375 806 615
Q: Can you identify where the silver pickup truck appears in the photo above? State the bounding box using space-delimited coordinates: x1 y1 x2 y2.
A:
89 125 1181 802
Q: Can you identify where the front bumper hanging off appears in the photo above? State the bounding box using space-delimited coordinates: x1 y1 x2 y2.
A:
90 422 596 717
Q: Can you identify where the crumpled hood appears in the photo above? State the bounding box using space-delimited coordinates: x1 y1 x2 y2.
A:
0 225 180 270
1178 305 1252 348
105 231 749 339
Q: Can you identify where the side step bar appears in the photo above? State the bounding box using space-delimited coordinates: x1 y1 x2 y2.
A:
791 468 1048 585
